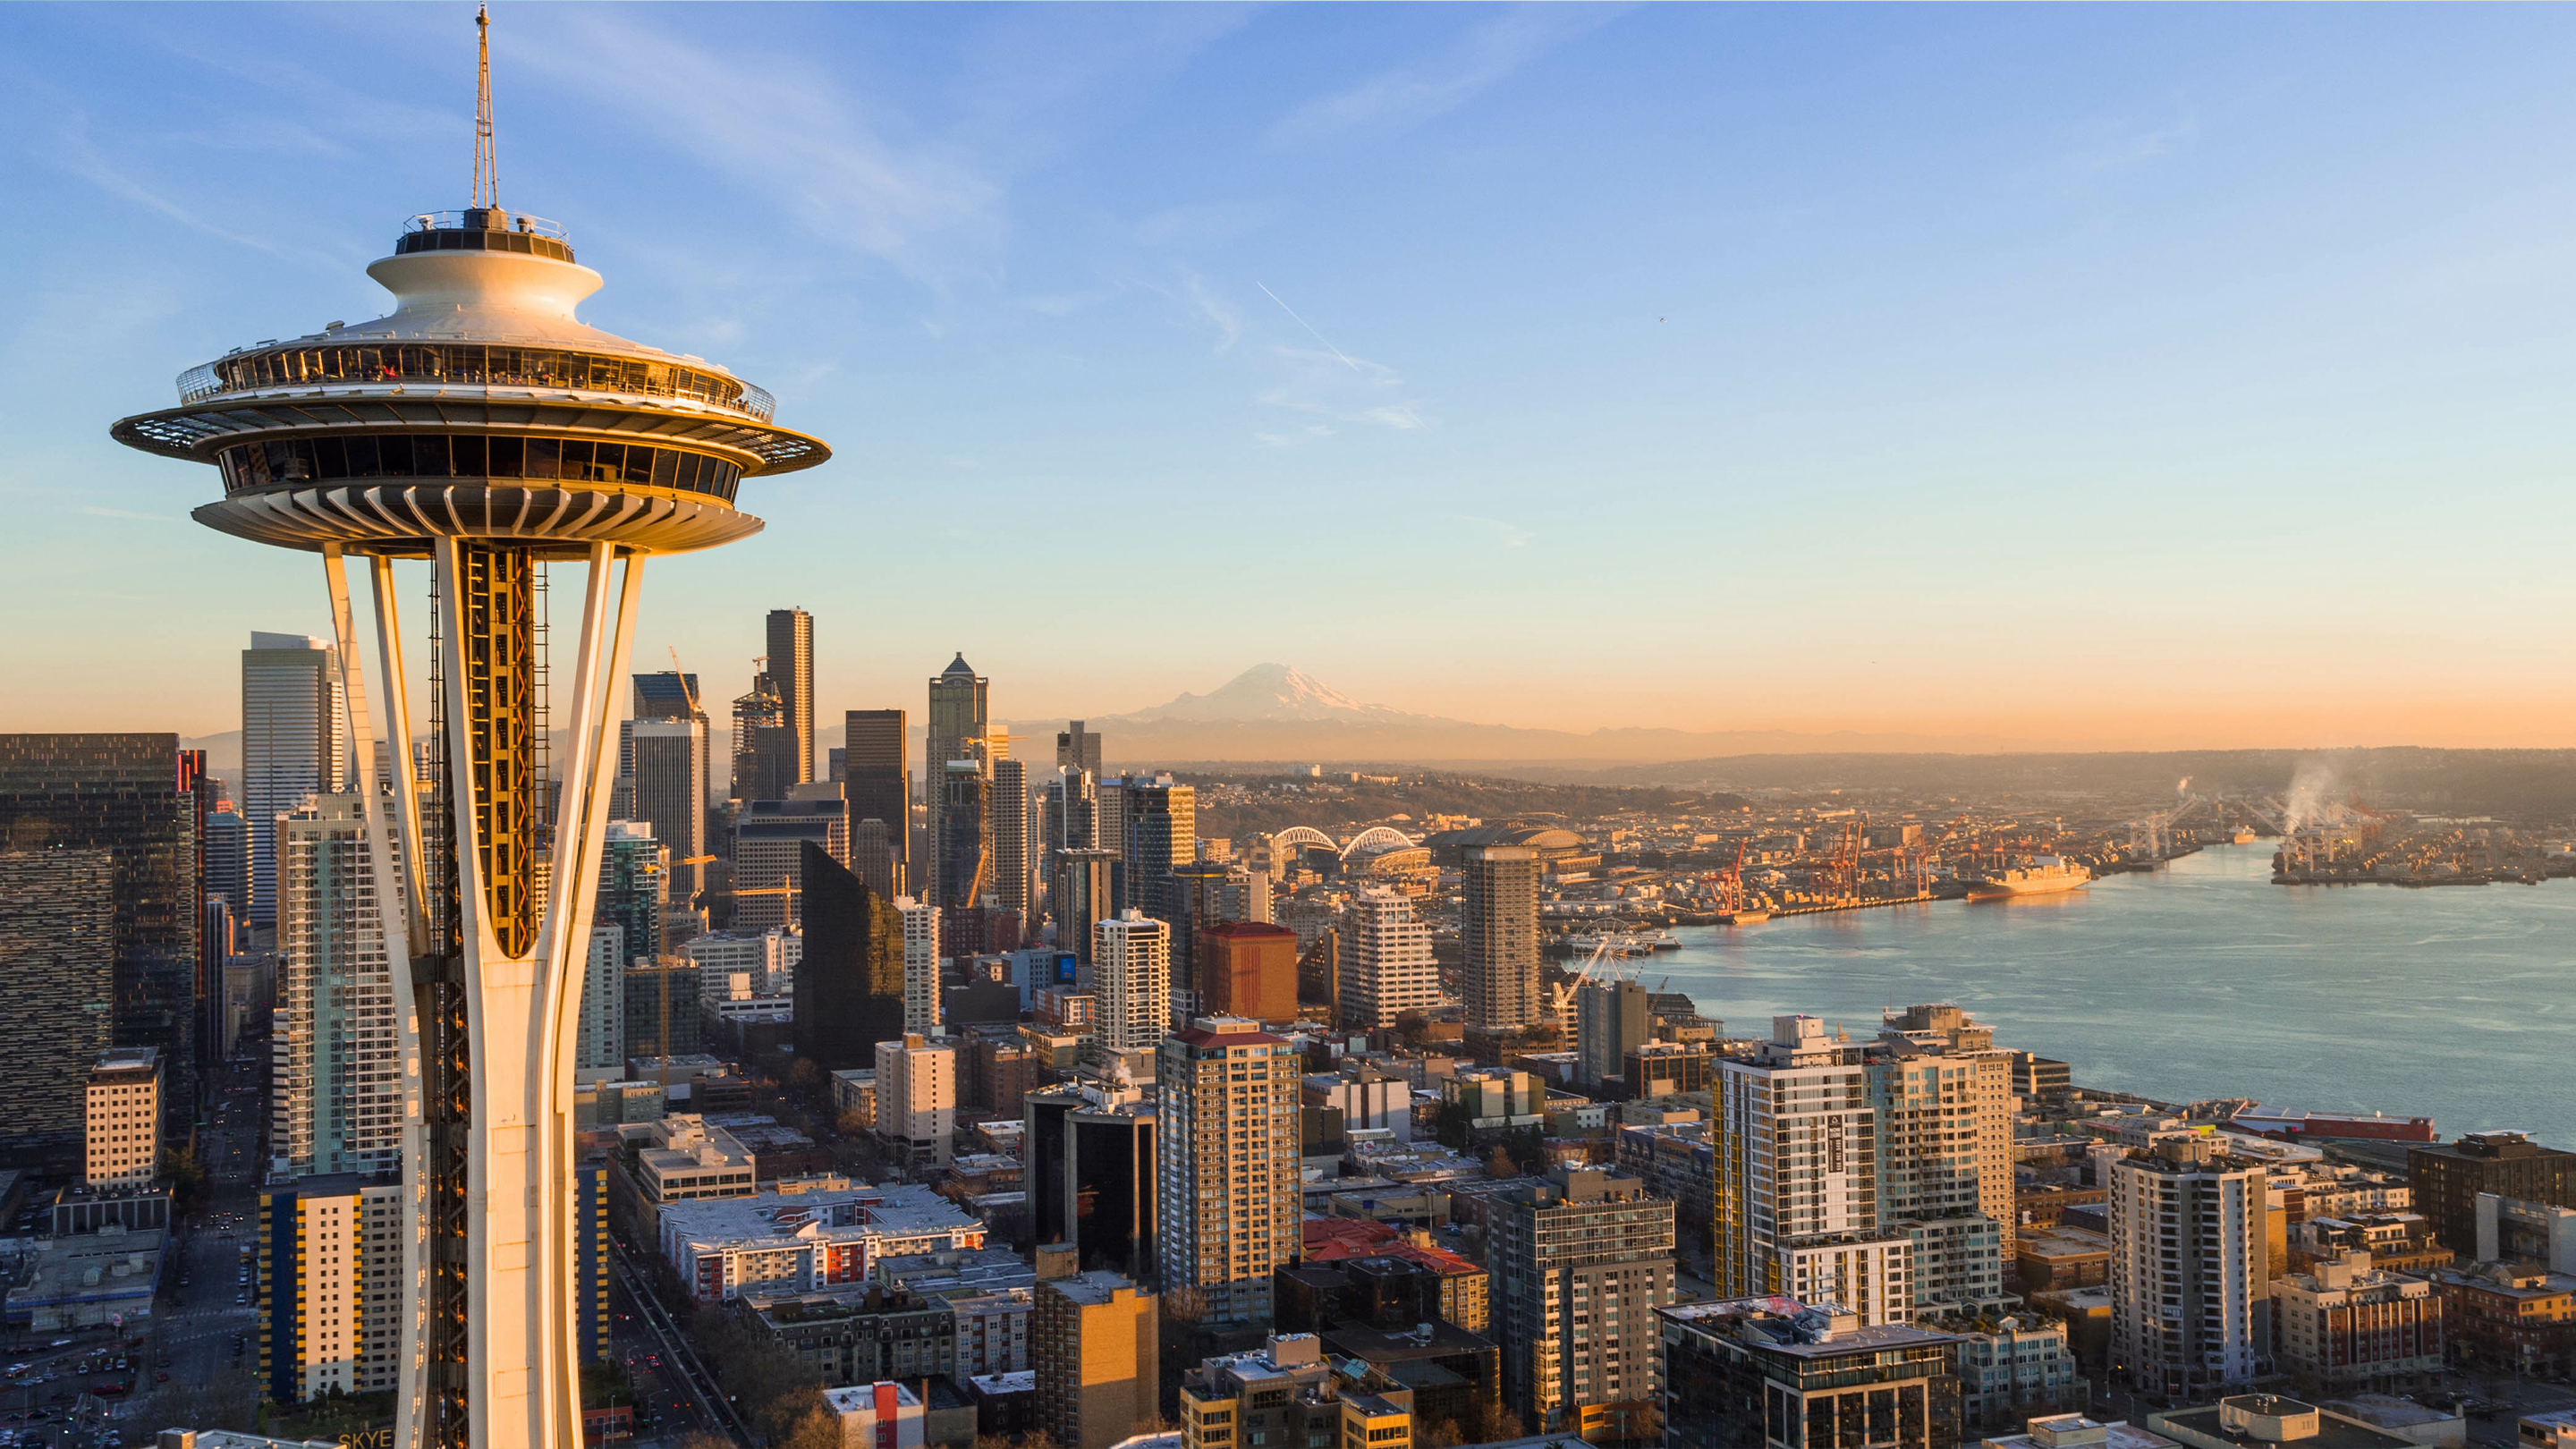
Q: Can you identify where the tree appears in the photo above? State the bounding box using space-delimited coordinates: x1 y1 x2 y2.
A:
1432 1100 1475 1152
161 1146 211 1217
1485 1144 1520 1180
787 1057 823 1092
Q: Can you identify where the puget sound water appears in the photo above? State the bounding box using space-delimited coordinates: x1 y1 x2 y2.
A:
1651 843 2572 1137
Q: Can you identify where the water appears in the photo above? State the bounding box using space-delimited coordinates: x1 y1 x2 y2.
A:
1653 844 2573 1137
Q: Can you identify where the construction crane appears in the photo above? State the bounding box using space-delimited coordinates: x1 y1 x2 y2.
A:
1700 840 1749 914
667 647 702 715
1545 939 1622 1025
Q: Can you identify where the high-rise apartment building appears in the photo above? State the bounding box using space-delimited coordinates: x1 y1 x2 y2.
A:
1033 1269 1158 1449
272 793 402 1181
733 787 848 931
1338 888 1437 1030
2107 1136 2266 1394
1096 911 1172 1052
242 633 346 926
627 716 710 906
843 709 909 894
84 1047 163 1190
596 821 668 967
766 608 814 785
875 1033 959 1169
1870 1004 2015 1314
1157 1017 1303 1326
1055 721 1103 779
1715 1016 1913 1327
1575 977 1651 1089
258 1175 411 1402
795 843 908 1073
895 894 942 1035
1462 845 1542 1035
0 735 203 1140
992 757 1030 922
0 847 114 1168
577 927 624 1072
1490 1166 1676 1432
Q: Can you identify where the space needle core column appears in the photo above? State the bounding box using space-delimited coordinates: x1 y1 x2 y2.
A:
111 28 829 1446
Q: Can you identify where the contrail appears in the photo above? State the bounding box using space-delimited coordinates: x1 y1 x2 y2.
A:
1257 281 1366 376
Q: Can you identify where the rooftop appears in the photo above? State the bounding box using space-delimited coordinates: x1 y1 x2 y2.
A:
2147 1398 2414 1449
659 1182 980 1251
1658 1297 1962 1358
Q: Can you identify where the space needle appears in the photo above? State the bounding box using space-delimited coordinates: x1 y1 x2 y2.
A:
110 13 828 1449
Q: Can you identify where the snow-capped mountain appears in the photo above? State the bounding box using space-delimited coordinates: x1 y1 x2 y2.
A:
1106 664 1436 725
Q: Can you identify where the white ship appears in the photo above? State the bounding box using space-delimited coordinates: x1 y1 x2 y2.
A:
1966 856 2091 899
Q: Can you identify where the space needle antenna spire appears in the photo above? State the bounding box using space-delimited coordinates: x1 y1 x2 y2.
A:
472 5 498 208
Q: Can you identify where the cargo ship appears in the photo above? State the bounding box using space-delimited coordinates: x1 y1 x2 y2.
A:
1965 856 2091 899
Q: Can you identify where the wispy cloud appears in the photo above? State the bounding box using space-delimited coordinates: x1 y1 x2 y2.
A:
1182 274 1241 351
53 114 339 267
2069 105 2200 174
1446 513 1533 548
1268 5 1616 148
514 13 1003 282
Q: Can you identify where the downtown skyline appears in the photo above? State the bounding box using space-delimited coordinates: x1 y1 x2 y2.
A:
11 4 2576 748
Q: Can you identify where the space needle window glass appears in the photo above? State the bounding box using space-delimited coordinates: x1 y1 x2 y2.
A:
200 343 771 421
217 434 741 500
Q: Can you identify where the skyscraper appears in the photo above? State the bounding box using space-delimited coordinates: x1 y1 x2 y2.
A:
991 757 1030 922
1052 848 1119 969
205 801 250 919
1095 911 1172 1052
595 821 668 967
577 926 624 1072
1032 1270 1159 1449
732 671 797 803
1492 1166 1676 1433
843 708 909 893
765 608 814 785
1714 1016 1914 1328
794 842 907 1073
1155 1017 1301 1326
1462 844 1542 1036
110 48 832 1445
1196 920 1300 1025
1025 1076 1157 1278
927 654 988 906
1575 977 1651 1089
899 894 942 1035
0 847 114 1170
1055 721 1103 778
627 713 710 908
1120 775 1194 919
0 735 201 1138
851 818 901 902
623 959 703 1060
938 758 989 911
242 632 347 927
1338 888 1437 1030
1869 1004 2015 1314
733 786 849 931
273 793 402 1181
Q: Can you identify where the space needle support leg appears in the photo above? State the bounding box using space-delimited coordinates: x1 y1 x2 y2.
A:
530 541 643 1449
322 543 435 1449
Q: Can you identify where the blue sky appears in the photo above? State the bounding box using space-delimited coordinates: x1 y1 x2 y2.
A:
7 3 2576 747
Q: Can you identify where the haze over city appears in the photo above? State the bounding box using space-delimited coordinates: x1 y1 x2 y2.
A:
12 4 2576 748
